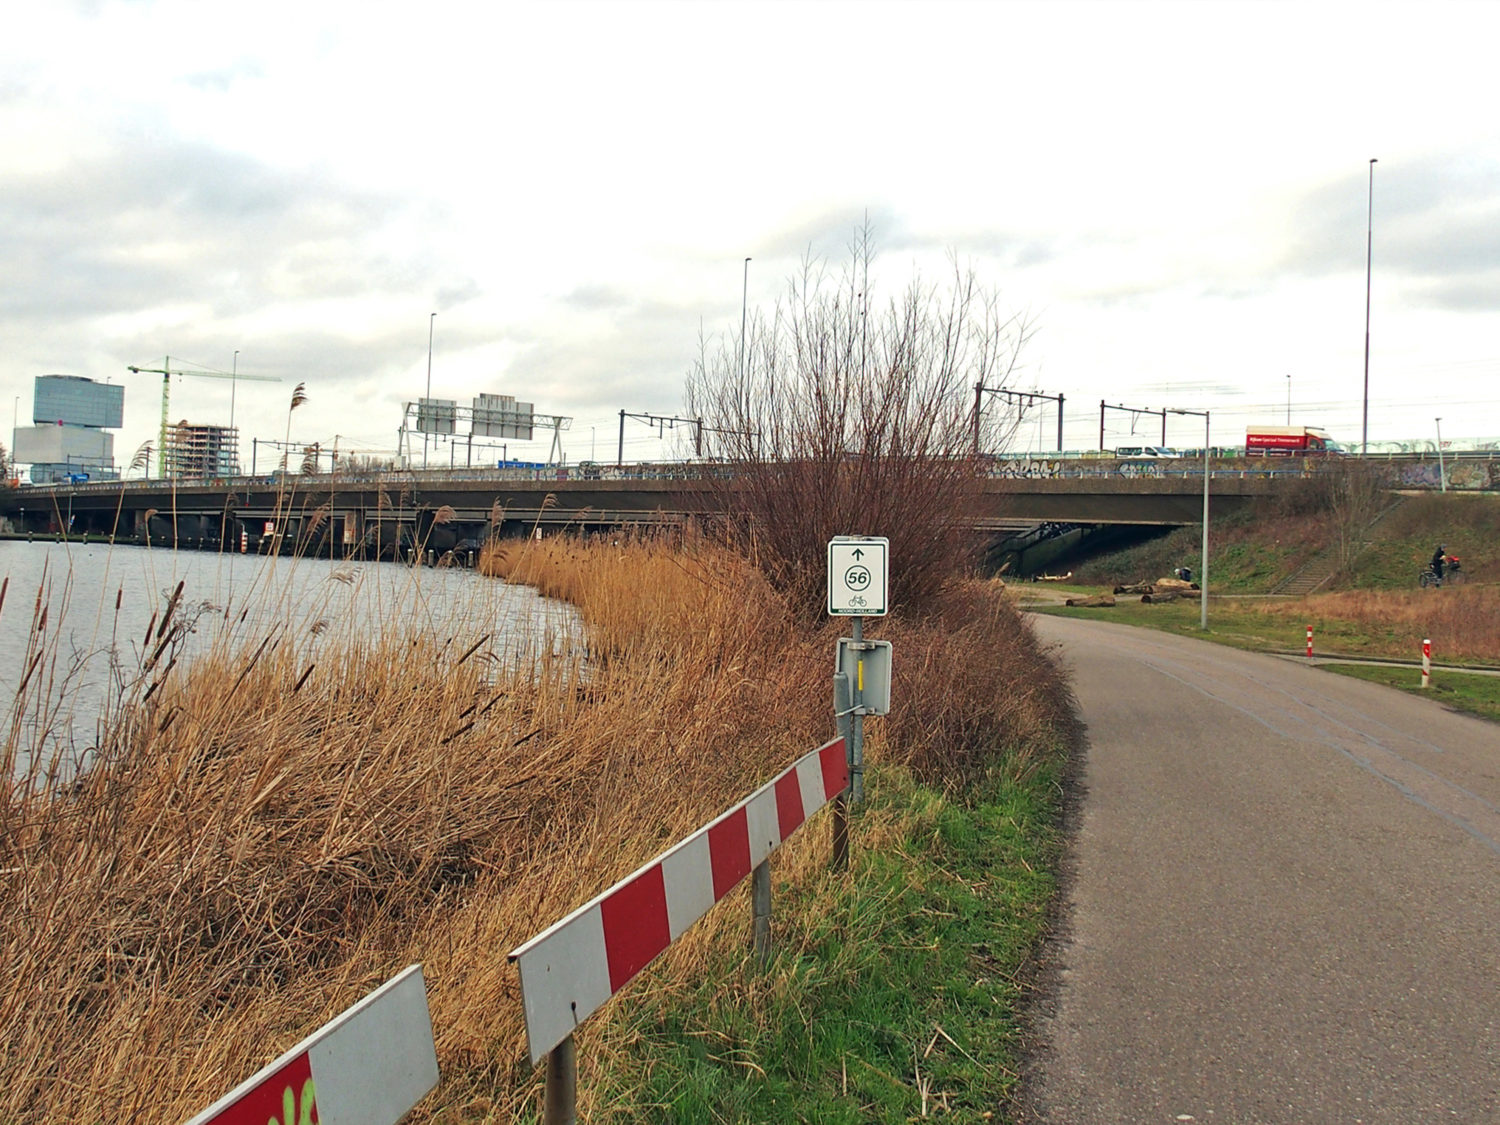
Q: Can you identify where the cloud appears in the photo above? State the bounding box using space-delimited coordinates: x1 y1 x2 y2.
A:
0 139 457 323
1278 151 1500 311
182 58 268 93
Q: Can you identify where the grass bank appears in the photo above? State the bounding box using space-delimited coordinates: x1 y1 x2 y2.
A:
3 534 1074 1122
564 758 1064 1123
1066 491 1500 595
1028 583 1500 666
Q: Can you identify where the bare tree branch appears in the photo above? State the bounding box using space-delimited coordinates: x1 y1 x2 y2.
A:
686 223 1035 619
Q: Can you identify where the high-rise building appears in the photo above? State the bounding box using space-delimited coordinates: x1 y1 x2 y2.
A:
13 375 123 482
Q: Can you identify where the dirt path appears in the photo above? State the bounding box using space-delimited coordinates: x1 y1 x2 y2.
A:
1021 614 1500 1123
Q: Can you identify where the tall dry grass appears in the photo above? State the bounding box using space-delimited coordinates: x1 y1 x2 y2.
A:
1247 584 1500 662
3 535 1071 1122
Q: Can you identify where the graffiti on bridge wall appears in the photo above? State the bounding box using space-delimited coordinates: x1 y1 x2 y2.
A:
1395 461 1494 489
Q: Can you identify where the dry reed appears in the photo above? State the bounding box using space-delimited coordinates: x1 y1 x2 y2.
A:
3 535 1070 1122
1246 585 1500 662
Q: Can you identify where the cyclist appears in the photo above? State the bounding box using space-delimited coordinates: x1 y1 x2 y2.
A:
1430 544 1447 583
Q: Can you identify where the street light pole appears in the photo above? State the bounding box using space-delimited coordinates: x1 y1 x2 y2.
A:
1286 373 1291 425
423 311 435 469
740 258 751 383
230 349 239 473
1435 417 1447 493
1362 157 1377 455
1169 407 1211 631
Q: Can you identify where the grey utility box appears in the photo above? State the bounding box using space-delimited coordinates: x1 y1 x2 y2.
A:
835 638 893 716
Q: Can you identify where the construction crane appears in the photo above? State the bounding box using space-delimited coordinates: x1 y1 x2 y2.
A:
126 357 280 476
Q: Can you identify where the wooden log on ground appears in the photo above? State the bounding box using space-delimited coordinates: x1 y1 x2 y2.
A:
1114 582 1155 595
1065 593 1117 608
1154 577 1201 592
1141 590 1182 604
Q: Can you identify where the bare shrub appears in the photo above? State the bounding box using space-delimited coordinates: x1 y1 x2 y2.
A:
1325 460 1391 572
686 225 1033 622
880 580 1076 785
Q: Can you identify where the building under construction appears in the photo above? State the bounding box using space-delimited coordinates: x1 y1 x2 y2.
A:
163 421 239 478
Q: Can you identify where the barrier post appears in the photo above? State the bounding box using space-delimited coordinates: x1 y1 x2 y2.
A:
544 1034 577 1125
1306 626 1314 662
1422 638 1431 689
752 860 772 962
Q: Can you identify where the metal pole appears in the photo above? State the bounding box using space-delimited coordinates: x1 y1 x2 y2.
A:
973 383 984 456
752 859 771 962
832 671 853 869
543 1035 577 1125
1200 411 1210 631
618 410 625 470
1435 417 1447 492
740 257 751 382
1099 400 1105 451
1286 373 1291 425
850 616 865 804
230 350 239 472
1057 392 1065 452
1363 158 1377 455
424 312 435 469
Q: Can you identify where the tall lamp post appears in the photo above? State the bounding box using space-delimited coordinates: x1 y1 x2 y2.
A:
423 311 435 469
1169 407 1211 631
739 257 751 381
1286 373 1291 425
1435 417 1447 493
230 349 240 474
1362 157 1377 455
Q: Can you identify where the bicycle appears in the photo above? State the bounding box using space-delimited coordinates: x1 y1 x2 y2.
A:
1419 558 1465 588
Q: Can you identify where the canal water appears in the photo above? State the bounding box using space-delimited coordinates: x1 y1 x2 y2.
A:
1 540 580 778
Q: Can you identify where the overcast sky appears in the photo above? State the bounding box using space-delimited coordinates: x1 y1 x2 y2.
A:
3 0 1497 468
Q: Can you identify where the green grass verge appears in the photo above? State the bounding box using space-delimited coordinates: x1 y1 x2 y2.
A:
1321 663 1500 723
1025 593 1496 666
564 757 1064 1123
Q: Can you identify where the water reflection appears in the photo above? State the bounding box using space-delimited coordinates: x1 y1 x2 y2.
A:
1 541 579 777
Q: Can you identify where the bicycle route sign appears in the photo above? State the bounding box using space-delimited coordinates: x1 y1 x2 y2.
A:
827 536 889 616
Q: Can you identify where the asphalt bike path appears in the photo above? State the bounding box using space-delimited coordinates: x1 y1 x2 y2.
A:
1022 614 1500 1124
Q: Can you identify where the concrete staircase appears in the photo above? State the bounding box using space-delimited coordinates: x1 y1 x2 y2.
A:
1270 495 1409 597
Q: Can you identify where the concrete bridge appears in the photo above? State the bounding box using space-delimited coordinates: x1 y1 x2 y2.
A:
0 464 1289 562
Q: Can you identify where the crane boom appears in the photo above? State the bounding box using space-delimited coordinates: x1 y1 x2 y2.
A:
127 357 281 477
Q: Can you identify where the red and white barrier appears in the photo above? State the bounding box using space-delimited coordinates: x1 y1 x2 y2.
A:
1422 638 1432 688
1306 625 1314 661
183 964 439 1125
510 736 848 1066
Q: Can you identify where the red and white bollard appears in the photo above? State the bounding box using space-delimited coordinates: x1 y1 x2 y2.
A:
1422 638 1432 689
1306 626 1314 662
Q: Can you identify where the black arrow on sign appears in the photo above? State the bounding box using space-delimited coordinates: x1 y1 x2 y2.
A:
853 548 864 559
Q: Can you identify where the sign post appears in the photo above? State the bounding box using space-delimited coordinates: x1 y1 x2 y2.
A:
827 536 892 809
